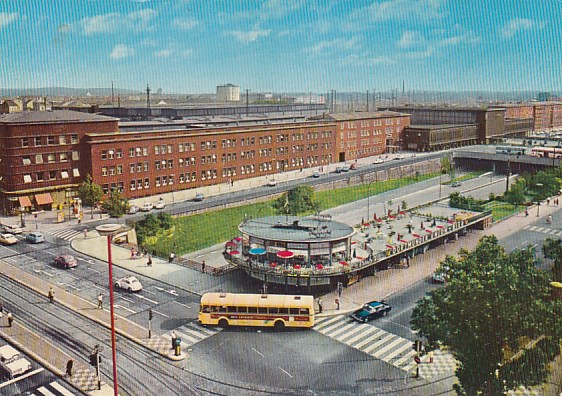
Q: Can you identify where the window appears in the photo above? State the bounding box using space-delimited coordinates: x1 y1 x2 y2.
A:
130 180 136 191
34 137 42 146
73 168 80 177
47 136 55 145
60 153 68 162
108 150 114 159
22 157 31 165
102 184 109 194
36 172 44 181
129 148 135 157
135 147 142 157
178 143 184 153
167 160 173 169
23 174 32 183
167 145 172 154
154 145 160 155
49 171 56 180
155 177 161 187
130 164 136 173
155 161 160 170
136 163 142 173
72 151 79 161
143 162 149 171
143 147 148 156
144 179 149 188
109 167 115 176
22 137 29 147
47 154 56 163
59 135 67 145
116 149 122 158
101 150 107 160
102 167 108 176
71 134 78 144
117 165 123 174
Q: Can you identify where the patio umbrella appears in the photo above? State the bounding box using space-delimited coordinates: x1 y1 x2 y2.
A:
399 239 408 243
234 237 242 241
412 233 421 238
229 250 240 255
385 244 394 249
293 264 301 270
436 225 444 229
339 261 349 266
249 247 267 255
316 263 324 270
425 229 433 233
225 241 237 247
277 250 294 268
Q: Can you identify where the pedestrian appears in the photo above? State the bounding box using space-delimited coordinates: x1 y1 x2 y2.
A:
337 282 343 297
0 301 3 313
317 297 323 314
130 248 136 259
406 256 410 268
201 260 206 273
169 252 175 263
147 255 152 267
83 228 88 238
547 198 551 205
142 248 147 257
66 359 74 377
97 293 103 309
231 179 234 186
48 286 55 303
525 208 529 216
171 330 177 349
7 312 13 327
335 298 340 310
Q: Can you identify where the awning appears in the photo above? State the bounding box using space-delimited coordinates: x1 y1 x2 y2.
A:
18 196 32 207
35 193 53 205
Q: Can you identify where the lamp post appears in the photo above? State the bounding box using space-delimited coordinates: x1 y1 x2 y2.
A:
367 179 377 222
19 206 25 228
95 224 126 396
536 183 543 217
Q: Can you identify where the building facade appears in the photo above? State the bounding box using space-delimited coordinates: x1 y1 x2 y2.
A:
216 84 240 102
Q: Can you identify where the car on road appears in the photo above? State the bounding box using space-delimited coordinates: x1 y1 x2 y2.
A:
0 345 32 377
54 255 78 269
154 200 166 209
373 158 385 164
335 167 343 173
194 193 205 201
341 165 350 172
393 154 405 160
312 171 321 178
2 224 22 234
0 233 18 245
267 179 277 187
141 202 154 211
26 231 45 244
451 181 462 187
128 205 140 214
351 301 392 323
114 276 143 292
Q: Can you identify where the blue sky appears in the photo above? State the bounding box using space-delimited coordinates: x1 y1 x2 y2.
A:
0 0 559 94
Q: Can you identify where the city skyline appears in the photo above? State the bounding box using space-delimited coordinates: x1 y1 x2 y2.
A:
0 0 560 94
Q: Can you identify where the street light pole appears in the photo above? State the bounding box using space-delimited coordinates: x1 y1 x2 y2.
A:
536 183 543 217
367 179 377 222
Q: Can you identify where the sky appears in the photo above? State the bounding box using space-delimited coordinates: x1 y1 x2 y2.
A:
0 0 560 94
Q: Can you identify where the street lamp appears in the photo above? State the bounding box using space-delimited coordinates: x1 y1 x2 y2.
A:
367 179 377 222
95 223 127 396
536 183 543 217
19 206 25 228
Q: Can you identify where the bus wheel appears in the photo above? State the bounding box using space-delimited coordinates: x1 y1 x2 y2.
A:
218 319 229 328
274 320 285 330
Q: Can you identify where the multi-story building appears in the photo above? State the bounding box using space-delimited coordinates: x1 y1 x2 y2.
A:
490 102 562 131
216 84 240 102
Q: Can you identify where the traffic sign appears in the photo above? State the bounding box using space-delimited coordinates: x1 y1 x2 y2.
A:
414 356 421 364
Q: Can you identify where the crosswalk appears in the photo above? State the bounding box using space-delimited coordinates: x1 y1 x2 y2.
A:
47 228 83 241
313 315 457 379
162 321 223 348
523 224 562 237
31 380 76 395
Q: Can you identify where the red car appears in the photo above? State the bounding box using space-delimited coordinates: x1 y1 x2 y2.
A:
54 255 78 269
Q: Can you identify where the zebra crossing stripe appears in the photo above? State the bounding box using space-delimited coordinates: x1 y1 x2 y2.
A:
370 336 405 357
49 382 75 396
547 229 559 234
36 386 56 396
316 318 348 333
342 325 383 344
314 315 345 330
392 350 418 367
354 328 386 349
385 340 414 361
527 226 538 231
328 322 359 338
195 324 221 335
362 333 397 354
174 330 200 344
335 323 368 342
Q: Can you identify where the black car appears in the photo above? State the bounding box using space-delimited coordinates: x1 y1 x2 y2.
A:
351 301 392 323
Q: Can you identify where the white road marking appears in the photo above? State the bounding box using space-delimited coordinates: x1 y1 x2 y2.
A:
143 289 155 295
173 301 192 309
153 309 169 318
136 295 159 304
114 304 137 314
251 347 265 357
37 386 56 395
278 367 293 378
87 268 101 274
66 284 80 291
50 381 76 396
120 296 134 303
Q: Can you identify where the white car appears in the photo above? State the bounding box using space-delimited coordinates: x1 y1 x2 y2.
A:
128 205 140 214
0 233 18 245
114 276 143 292
154 201 166 209
373 158 385 164
141 202 154 211
2 224 22 234
267 179 277 187
0 345 32 377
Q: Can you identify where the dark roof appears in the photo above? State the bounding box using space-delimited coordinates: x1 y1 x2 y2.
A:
405 123 478 130
309 111 409 121
0 110 118 124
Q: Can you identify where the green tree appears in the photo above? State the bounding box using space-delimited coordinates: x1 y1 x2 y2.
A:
101 189 127 218
543 238 562 281
77 174 104 219
411 236 562 395
136 212 173 248
441 155 454 178
273 185 317 215
504 178 526 205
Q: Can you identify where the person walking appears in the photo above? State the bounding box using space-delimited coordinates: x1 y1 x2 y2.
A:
130 248 136 259
97 293 103 309
335 298 340 310
337 282 343 297
0 301 3 313
7 312 13 327
48 286 55 303
83 228 88 238
317 297 323 314
201 260 206 273
147 255 152 267
169 252 176 263
66 359 74 377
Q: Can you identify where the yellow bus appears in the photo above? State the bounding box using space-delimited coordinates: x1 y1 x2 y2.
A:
198 292 315 330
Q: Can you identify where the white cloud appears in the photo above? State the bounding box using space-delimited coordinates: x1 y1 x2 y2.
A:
230 29 271 43
77 9 157 35
110 44 134 59
501 18 544 39
260 0 304 20
341 53 395 66
397 31 424 48
0 12 17 29
172 17 199 31
181 49 193 57
154 49 173 58
438 32 480 46
307 36 361 54
347 0 445 28
403 47 435 59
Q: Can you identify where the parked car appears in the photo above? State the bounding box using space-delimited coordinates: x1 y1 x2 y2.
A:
141 202 154 211
267 179 277 187
335 167 343 173
2 224 22 234
373 158 384 164
341 165 350 172
26 231 45 244
154 200 166 209
128 205 140 214
0 233 18 245
351 301 392 323
114 276 143 292
312 171 321 178
54 255 78 269
194 193 205 201
0 345 32 377
394 154 405 160
451 181 462 187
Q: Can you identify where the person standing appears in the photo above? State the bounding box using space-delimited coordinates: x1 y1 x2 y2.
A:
97 293 103 309
66 359 74 377
7 312 13 327
0 301 3 314
83 228 88 238
317 297 323 314
147 255 153 267
169 252 175 263
48 286 55 303
337 282 343 297
201 260 206 273
335 298 340 310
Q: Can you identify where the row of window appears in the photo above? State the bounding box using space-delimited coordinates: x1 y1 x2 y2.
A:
341 119 402 129
21 134 78 148
201 305 310 315
22 152 79 165
23 169 80 183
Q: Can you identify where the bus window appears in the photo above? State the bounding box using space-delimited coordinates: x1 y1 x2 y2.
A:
279 308 289 314
248 307 258 313
210 306 219 313
299 308 309 315
218 306 227 313
270 307 279 314
202 305 211 313
289 308 299 315
237 306 248 313
258 307 267 314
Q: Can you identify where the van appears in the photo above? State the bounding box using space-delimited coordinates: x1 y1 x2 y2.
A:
26 231 45 244
0 345 32 377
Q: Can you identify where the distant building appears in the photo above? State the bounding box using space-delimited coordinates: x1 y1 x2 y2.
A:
295 95 325 105
537 92 551 102
0 100 20 114
217 84 240 102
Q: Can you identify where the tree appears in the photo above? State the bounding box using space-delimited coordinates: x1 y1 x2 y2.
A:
101 189 127 218
273 185 317 216
440 155 454 178
77 174 104 219
543 238 562 281
411 236 562 395
504 178 526 205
